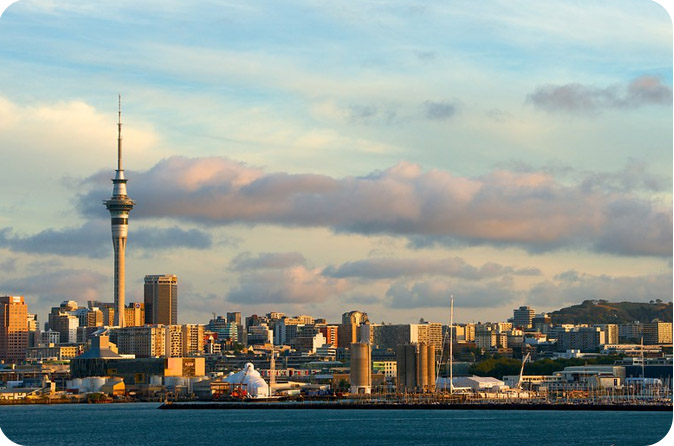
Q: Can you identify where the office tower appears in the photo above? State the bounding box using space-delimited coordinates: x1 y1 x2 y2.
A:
513 306 535 329
0 296 29 363
226 312 241 325
47 301 80 344
124 302 145 327
144 274 178 325
338 310 369 348
27 313 39 348
88 300 115 326
104 97 135 327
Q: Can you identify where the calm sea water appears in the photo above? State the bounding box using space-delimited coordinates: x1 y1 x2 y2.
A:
0 403 671 446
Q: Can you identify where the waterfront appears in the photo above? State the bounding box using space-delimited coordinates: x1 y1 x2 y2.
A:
0 403 671 446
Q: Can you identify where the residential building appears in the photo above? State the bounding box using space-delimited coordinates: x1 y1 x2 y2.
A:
643 321 673 345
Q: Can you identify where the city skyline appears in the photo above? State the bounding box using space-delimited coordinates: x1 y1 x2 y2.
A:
0 1 671 326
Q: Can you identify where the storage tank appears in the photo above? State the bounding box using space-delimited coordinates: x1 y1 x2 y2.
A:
418 343 429 391
404 344 417 391
150 375 163 386
395 345 407 392
91 377 106 392
427 343 436 392
349 342 371 394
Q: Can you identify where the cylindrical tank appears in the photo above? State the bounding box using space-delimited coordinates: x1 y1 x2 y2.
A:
427 344 436 392
69 378 83 390
418 343 429 391
91 376 106 392
350 342 371 394
395 345 407 392
404 344 417 391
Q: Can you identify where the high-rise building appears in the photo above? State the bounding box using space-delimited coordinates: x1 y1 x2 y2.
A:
104 97 135 327
339 310 369 348
643 321 673 345
124 302 145 327
513 306 535 329
0 296 29 363
27 313 39 348
144 275 178 325
47 301 80 344
319 325 339 347
226 312 241 325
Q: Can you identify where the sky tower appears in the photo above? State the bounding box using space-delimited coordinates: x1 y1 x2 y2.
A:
104 96 135 327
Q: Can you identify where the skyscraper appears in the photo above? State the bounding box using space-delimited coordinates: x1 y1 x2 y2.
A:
104 97 135 328
144 274 178 325
0 296 29 363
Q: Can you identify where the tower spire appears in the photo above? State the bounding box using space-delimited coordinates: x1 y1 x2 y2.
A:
117 94 123 171
105 96 134 328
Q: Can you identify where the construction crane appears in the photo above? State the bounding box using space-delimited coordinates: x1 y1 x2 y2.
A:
517 352 531 390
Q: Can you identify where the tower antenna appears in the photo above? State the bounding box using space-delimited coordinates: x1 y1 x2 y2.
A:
117 94 123 171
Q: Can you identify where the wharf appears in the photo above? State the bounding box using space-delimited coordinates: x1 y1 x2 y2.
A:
158 400 672 412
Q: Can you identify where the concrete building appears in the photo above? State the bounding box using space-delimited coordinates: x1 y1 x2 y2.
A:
618 322 643 343
292 332 326 354
47 303 80 345
182 324 205 356
226 312 241 325
40 330 60 345
144 274 178 325
124 303 145 327
207 316 238 342
595 324 619 345
555 326 606 352
339 311 369 348
103 98 135 327
318 325 339 347
0 296 29 363
512 306 535 329
372 360 397 379
372 323 442 352
643 321 673 345
247 324 273 345
113 325 166 358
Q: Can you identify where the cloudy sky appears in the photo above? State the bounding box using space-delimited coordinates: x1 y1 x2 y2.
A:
0 0 671 326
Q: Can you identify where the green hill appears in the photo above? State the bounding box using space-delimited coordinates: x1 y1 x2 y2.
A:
549 300 672 325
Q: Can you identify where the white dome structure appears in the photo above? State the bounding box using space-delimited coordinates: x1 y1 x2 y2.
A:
224 363 269 398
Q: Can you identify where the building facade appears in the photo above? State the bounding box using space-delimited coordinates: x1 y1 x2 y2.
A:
0 296 29 363
144 274 178 325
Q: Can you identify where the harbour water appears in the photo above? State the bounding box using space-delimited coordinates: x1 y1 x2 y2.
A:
0 403 671 446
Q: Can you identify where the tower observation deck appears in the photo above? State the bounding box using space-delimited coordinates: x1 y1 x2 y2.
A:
104 96 135 328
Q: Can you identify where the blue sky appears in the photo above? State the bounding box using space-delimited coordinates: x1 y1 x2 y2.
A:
0 0 671 325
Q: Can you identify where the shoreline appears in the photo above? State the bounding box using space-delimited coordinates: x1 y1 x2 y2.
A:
158 401 673 412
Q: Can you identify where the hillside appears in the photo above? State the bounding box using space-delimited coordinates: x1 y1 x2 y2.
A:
549 300 673 325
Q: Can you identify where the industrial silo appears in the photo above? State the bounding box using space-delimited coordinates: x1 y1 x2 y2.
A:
349 342 371 394
404 344 417 391
396 345 407 392
427 343 436 392
418 343 429 391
